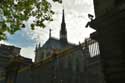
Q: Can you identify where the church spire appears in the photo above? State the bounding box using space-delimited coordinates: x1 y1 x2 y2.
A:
60 9 67 43
62 9 65 24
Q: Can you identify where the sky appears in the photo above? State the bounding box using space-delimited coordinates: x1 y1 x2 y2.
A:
0 0 95 61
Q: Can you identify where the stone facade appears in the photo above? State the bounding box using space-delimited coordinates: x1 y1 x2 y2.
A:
0 44 32 83
0 44 21 79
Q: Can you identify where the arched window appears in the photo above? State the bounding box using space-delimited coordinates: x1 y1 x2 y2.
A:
68 60 72 71
47 51 51 57
76 58 80 72
40 52 44 60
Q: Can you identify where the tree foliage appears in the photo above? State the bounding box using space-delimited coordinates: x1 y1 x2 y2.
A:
0 0 62 40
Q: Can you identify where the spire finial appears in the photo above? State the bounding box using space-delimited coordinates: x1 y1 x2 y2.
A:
49 29 52 38
39 43 41 48
62 9 65 23
35 44 38 51
85 38 88 48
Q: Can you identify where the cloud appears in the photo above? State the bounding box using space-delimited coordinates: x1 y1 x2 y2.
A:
0 40 12 45
6 28 36 48
20 47 35 61
63 0 94 14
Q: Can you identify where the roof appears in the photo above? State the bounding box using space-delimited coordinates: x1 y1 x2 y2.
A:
0 44 21 57
41 37 76 49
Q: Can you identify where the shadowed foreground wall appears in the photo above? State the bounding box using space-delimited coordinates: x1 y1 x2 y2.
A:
0 40 105 83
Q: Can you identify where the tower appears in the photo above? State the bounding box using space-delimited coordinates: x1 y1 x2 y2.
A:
60 9 67 43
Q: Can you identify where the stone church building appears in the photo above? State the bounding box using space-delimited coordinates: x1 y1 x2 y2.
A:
35 9 76 62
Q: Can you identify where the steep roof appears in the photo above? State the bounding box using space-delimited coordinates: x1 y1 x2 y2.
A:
41 37 76 49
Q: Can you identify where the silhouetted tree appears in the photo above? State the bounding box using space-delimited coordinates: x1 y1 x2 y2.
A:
0 0 62 40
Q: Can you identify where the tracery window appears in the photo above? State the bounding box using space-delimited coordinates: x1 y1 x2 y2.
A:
76 58 80 72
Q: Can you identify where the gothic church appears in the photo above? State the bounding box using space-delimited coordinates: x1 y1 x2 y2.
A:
35 9 76 62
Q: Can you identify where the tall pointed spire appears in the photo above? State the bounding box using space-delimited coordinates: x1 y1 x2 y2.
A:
60 9 67 43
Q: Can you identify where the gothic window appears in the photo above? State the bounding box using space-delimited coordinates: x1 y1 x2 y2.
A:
76 58 80 72
68 60 72 71
51 64 55 71
41 51 43 55
40 52 44 60
59 59 64 71
47 51 51 57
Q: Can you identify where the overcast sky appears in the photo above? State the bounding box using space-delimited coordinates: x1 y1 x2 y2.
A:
0 0 95 61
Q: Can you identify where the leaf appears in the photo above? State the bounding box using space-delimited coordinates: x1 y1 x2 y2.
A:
22 24 25 28
31 24 35 30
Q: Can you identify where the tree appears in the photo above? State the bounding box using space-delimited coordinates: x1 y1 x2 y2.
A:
0 0 62 40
